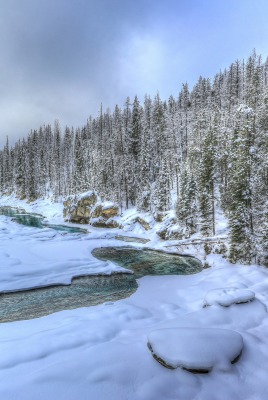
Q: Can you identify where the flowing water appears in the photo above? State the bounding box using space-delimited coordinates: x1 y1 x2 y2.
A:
0 274 137 323
0 206 202 323
0 206 88 233
92 247 201 278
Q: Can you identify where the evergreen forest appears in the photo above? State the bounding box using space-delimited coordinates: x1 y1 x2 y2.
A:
0 50 268 265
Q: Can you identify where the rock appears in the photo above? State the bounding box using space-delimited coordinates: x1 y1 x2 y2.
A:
136 217 151 231
91 205 103 218
76 205 90 217
148 327 243 373
81 192 98 206
115 235 150 244
203 287 255 307
168 231 184 240
101 206 119 220
157 226 184 240
91 218 120 228
90 204 119 220
154 212 165 222
63 192 119 225
90 217 106 228
105 219 120 228
157 228 168 240
63 191 99 224
63 198 72 208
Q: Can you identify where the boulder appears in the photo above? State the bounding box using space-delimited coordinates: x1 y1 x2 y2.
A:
91 218 120 228
157 225 184 240
101 206 119 220
91 205 119 220
81 192 98 206
157 228 168 240
148 327 243 373
63 191 98 223
154 212 165 222
136 217 151 231
63 192 119 226
91 205 103 218
203 287 255 307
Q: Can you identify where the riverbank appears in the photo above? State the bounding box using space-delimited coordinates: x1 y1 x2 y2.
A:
0 195 268 399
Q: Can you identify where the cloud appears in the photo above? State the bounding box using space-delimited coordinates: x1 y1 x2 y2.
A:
0 0 268 147
117 33 166 97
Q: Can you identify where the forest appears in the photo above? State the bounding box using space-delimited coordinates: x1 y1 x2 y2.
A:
0 50 267 265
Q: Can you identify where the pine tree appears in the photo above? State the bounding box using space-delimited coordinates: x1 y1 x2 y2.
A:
198 123 216 237
176 163 197 236
14 140 26 198
73 128 84 193
152 157 171 214
228 106 256 263
52 120 62 199
137 95 152 211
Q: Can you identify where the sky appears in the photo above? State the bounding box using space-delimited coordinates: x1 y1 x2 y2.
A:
1 0 268 148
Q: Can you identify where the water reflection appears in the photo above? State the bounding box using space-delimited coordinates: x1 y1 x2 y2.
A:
92 247 202 278
0 274 137 323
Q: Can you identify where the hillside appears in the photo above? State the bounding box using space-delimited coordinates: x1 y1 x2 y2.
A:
0 50 268 264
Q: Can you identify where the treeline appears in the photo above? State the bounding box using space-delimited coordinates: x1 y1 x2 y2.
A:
0 50 268 264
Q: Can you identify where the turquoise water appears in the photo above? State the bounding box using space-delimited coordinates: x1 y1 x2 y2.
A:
14 213 44 228
0 206 88 233
43 223 88 234
0 206 202 323
92 247 202 278
0 274 137 323
0 206 26 217
0 247 201 323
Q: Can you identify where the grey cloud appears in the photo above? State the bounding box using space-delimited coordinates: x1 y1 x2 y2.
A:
0 0 268 147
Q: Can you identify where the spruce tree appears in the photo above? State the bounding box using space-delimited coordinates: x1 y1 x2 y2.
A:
228 106 256 263
198 124 216 237
176 163 197 236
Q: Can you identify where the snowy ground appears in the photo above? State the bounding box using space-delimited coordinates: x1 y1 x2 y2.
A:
0 195 268 399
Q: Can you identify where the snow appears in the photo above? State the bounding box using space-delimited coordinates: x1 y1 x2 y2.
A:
67 190 98 202
148 327 243 371
237 104 254 115
0 194 64 224
0 196 268 399
204 287 255 307
102 201 117 210
0 216 133 292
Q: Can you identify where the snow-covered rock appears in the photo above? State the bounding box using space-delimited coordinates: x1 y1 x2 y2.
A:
148 327 243 372
204 287 255 307
63 191 99 223
63 191 119 225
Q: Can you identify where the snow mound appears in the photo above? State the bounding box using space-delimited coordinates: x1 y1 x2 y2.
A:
148 327 243 372
204 287 255 307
